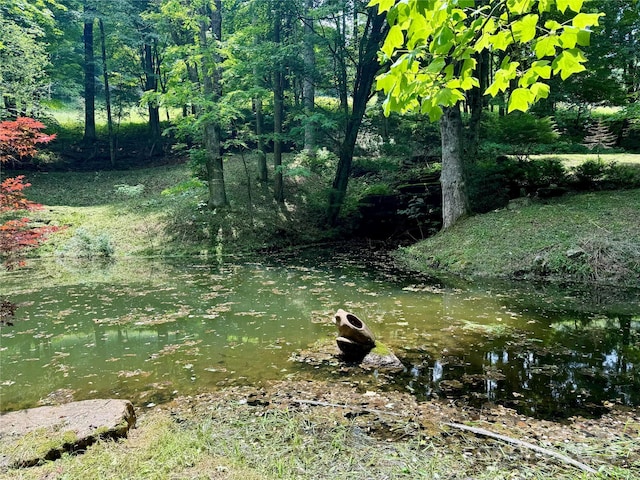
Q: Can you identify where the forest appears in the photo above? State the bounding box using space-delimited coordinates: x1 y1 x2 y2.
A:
2 0 640 247
2 2 640 479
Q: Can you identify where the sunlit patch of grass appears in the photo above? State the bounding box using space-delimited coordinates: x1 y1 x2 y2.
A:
532 153 640 168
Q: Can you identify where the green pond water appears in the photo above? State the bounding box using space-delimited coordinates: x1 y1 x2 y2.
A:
1 248 639 420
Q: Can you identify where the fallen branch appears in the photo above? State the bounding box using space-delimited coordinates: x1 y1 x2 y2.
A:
288 398 597 474
444 422 596 475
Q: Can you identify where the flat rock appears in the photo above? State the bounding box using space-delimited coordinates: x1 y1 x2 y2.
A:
0 399 136 469
291 340 404 372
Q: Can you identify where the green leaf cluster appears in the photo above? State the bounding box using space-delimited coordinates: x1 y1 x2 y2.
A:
369 0 603 120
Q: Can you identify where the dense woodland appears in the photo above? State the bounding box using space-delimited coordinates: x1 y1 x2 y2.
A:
2 0 640 241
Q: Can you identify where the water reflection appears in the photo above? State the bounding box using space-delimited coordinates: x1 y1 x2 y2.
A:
0 253 638 420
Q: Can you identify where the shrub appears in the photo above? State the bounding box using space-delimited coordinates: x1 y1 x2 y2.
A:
57 228 114 258
572 159 608 189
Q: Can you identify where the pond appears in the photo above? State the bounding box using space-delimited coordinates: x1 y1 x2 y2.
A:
1 248 639 420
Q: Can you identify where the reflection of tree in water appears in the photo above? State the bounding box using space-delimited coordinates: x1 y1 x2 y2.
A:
405 315 639 420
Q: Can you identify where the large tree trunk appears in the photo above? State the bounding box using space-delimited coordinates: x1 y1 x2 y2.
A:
440 104 469 229
98 18 115 166
273 10 284 203
201 0 227 209
326 9 388 225
83 5 96 144
303 0 316 155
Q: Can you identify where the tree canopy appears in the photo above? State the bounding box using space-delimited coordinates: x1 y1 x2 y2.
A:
370 0 603 120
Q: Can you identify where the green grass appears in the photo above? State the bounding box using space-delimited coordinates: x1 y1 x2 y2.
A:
399 189 640 286
21 164 193 258
533 153 640 168
1 398 631 480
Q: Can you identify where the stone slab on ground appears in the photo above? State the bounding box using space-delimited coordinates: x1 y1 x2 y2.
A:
0 399 136 469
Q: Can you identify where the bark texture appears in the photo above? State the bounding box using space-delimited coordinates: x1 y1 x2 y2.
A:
440 105 470 229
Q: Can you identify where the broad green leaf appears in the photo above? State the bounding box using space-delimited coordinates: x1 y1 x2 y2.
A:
577 29 591 47
376 72 397 93
508 88 535 113
432 26 454 54
461 75 479 90
538 0 553 12
426 57 447 74
534 35 559 58
572 13 603 29
530 82 551 101
552 49 587 80
567 0 585 13
367 0 396 13
492 30 514 51
513 14 539 43
559 28 578 49
544 20 563 31
382 25 405 58
531 60 552 79
556 0 570 13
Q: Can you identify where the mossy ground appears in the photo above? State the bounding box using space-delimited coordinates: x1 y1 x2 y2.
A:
398 189 640 287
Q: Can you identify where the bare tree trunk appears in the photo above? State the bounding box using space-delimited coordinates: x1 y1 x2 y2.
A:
254 96 268 182
466 50 488 158
142 42 161 140
252 15 268 183
303 0 316 155
440 104 469 229
273 9 284 203
326 8 387 225
99 18 115 166
200 0 227 209
83 4 96 144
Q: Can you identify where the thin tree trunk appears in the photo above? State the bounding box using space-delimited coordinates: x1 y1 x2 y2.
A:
440 104 469 229
142 42 161 140
99 18 115 166
201 0 227 209
303 0 316 155
252 15 268 183
83 5 96 144
255 96 268 182
466 50 488 158
273 9 284 203
326 9 387 225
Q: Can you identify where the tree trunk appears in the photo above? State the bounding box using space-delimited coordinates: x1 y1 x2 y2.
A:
83 5 96 144
466 50 488 158
142 42 161 140
99 18 115 166
252 15 268 183
303 0 316 155
201 0 227 209
273 10 284 203
254 96 268 183
440 104 469 229
326 8 388 225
